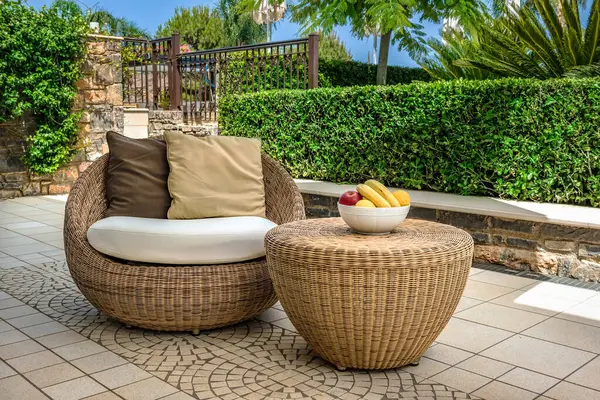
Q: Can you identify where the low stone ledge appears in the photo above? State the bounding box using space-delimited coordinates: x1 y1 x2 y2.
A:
301 191 600 283
296 179 600 229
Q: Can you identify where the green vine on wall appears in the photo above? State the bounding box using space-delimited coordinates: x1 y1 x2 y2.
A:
0 0 88 175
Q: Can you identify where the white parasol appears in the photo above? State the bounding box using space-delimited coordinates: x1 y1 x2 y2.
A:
252 0 287 42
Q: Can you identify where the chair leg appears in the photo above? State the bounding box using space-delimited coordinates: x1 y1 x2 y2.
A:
191 329 201 336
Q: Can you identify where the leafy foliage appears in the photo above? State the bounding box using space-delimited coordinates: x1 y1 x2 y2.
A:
217 0 267 46
319 60 430 86
316 31 352 61
157 3 267 50
52 0 149 39
419 31 494 80
244 0 488 84
220 78 600 207
425 0 600 79
0 0 87 174
156 6 224 50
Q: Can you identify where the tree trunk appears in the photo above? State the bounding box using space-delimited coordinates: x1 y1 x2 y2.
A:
372 34 378 65
376 31 391 85
557 0 564 27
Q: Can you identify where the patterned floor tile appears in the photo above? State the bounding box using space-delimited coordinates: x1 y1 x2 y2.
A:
0 260 476 399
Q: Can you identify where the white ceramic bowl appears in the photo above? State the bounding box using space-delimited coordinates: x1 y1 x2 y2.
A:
338 203 410 234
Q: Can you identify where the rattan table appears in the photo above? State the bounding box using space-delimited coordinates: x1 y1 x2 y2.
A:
265 218 474 370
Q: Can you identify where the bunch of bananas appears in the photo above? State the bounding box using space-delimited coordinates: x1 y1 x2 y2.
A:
356 180 410 208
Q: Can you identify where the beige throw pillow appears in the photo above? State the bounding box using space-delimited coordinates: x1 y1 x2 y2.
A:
165 133 266 219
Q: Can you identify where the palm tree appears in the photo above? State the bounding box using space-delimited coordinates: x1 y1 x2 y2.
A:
459 0 600 78
317 31 352 61
52 0 149 39
420 31 494 80
216 0 267 46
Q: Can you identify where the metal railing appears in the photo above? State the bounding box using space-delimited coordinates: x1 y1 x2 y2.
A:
122 34 319 123
122 37 172 109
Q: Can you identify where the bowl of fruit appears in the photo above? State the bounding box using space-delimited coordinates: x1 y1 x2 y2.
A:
338 180 411 235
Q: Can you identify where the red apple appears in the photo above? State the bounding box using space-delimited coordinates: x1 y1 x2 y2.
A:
339 190 362 206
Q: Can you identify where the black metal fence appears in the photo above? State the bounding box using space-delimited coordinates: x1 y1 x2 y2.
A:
122 34 319 123
122 37 172 109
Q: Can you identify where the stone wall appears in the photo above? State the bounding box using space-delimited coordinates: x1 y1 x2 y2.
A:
76 35 124 160
0 35 123 198
148 110 219 138
302 193 600 282
0 118 37 197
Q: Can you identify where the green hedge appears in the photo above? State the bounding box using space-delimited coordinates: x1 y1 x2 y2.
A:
220 78 600 207
0 1 87 175
320 60 431 86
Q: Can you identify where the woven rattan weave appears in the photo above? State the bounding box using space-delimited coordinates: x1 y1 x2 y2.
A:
64 153 305 333
265 218 474 370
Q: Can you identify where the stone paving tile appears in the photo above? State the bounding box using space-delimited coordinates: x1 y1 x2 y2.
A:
91 364 152 389
83 393 122 400
0 297 25 309
113 377 179 399
0 360 17 379
43 376 107 400
2 197 600 399
565 356 600 391
24 362 85 388
22 321 71 338
490 289 581 317
473 381 537 400
497 367 559 394
462 280 516 301
455 302 550 333
0 304 38 319
53 340 106 361
435 318 513 353
70 351 128 374
523 318 600 354
544 381 600 400
481 335 595 379
0 374 48 400
0 328 29 346
36 330 87 349
422 344 473 366
7 312 54 328
0 338 46 359
7 350 64 373
430 367 491 393
456 356 514 379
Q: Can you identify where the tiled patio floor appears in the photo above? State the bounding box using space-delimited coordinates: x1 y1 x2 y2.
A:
1 197 600 400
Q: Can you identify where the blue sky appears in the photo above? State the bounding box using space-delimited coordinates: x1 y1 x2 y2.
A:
25 0 441 66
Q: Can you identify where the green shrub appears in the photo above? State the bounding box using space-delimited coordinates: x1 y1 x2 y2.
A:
220 78 600 207
320 60 431 87
0 0 87 175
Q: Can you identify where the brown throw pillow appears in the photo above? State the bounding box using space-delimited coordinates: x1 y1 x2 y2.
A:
165 133 266 219
104 131 171 219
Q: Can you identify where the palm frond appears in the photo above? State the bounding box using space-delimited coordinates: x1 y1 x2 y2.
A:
564 63 600 76
583 0 600 63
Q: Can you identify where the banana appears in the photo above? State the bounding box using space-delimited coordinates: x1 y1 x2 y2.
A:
365 179 400 207
356 199 376 208
393 190 411 206
357 184 391 208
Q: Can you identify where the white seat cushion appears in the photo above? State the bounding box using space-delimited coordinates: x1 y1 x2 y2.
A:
87 216 277 265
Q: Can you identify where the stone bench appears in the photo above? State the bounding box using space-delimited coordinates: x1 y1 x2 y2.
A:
296 179 600 283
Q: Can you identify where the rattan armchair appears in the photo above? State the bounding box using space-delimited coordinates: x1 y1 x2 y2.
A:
64 153 305 333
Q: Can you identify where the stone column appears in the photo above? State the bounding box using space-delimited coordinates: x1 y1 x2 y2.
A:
75 34 125 162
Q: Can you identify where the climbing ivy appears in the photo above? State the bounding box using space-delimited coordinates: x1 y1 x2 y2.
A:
0 0 88 174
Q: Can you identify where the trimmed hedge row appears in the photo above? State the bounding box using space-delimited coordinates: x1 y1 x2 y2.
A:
220 78 600 207
320 60 431 86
